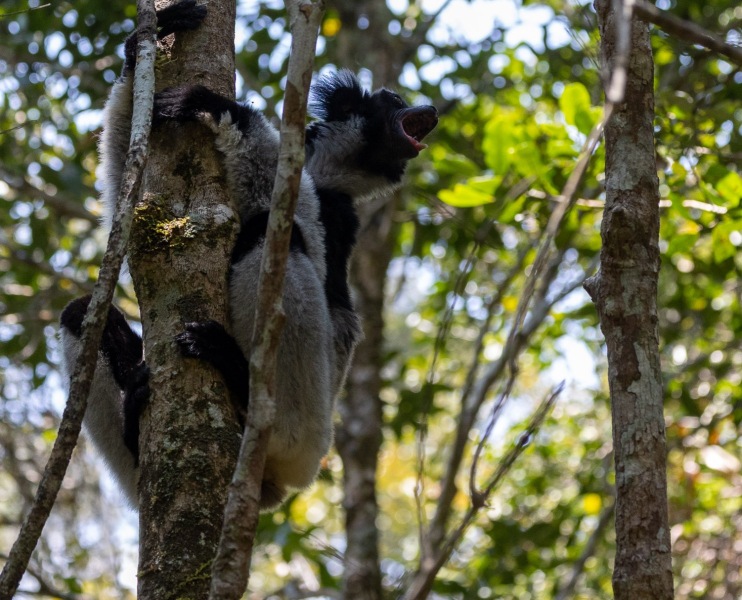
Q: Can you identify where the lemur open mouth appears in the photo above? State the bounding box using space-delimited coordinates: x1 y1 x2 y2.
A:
400 106 439 154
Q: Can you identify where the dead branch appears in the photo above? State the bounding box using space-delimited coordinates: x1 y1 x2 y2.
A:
0 1 157 596
634 0 742 65
207 2 325 598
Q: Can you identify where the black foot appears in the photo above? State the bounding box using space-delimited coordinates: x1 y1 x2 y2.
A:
123 362 150 464
124 0 207 71
153 85 233 125
157 0 207 39
175 320 250 414
60 295 143 389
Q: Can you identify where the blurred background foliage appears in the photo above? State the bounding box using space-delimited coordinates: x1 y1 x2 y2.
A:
0 0 740 598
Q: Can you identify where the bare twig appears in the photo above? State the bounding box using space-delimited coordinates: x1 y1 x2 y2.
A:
207 2 325 598
505 104 611 376
605 0 634 103
413 236 480 540
634 0 742 65
0 4 51 18
425 220 595 553
403 385 561 600
414 181 539 548
0 124 24 135
0 165 97 222
411 4 629 584
0 2 157 597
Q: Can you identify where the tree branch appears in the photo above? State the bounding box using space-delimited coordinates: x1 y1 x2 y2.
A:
634 0 742 65
403 386 561 600
207 2 325 598
413 18 620 587
0 1 157 596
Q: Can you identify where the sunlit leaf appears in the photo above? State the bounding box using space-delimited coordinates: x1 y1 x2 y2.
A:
560 82 594 134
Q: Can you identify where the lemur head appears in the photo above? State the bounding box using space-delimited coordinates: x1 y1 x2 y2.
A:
306 70 438 199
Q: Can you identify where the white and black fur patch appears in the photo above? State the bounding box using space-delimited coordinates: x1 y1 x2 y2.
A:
60 1 437 511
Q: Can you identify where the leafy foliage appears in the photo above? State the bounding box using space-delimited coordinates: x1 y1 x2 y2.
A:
1 0 740 598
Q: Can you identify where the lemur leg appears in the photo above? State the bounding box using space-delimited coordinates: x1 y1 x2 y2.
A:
59 296 145 506
60 1 207 504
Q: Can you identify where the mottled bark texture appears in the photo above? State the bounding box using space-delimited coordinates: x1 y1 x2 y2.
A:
335 200 396 600
331 3 402 598
584 2 674 598
128 1 240 598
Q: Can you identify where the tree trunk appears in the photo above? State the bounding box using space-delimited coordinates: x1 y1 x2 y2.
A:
585 2 674 598
331 3 401 597
127 1 240 598
335 199 398 600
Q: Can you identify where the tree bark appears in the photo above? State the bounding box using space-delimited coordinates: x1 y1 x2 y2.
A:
335 199 397 600
128 1 240 598
331 3 400 597
584 2 674 598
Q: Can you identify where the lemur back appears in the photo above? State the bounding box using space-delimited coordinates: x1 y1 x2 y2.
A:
59 0 437 511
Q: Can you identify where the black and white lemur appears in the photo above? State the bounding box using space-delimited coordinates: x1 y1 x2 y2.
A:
59 0 437 510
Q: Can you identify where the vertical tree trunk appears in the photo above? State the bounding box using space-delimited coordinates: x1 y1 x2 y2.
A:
335 200 398 600
332 4 400 598
128 1 239 598
585 2 674 598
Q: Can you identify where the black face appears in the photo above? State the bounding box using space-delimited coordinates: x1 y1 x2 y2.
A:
369 89 439 160
308 70 439 182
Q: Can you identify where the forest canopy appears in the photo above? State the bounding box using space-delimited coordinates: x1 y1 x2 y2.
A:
1 0 740 598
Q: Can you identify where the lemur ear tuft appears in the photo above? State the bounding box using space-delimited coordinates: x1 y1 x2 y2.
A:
309 70 368 122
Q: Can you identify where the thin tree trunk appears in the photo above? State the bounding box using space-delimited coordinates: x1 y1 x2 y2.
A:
128 1 239 598
331 3 400 598
335 198 398 600
584 2 674 598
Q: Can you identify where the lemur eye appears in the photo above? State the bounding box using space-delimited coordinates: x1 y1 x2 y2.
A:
387 91 405 108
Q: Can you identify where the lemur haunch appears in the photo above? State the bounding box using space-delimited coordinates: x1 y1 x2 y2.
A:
59 0 437 510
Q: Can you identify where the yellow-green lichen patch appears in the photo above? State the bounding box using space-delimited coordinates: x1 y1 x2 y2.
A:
131 198 197 255
154 216 194 246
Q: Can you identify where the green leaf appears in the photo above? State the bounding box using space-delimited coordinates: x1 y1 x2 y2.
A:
560 82 594 134
711 221 738 263
483 110 518 173
717 171 742 207
439 176 499 207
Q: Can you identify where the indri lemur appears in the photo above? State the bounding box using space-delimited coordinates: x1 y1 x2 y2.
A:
59 0 437 510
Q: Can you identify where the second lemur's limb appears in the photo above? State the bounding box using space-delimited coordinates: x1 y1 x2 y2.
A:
59 296 146 506
59 1 207 506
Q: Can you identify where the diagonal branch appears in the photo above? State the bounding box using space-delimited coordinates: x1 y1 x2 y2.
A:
634 0 742 65
414 6 625 581
207 2 325 598
403 385 561 600
0 1 157 596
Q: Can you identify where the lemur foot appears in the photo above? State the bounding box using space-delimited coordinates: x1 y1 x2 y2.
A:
175 320 250 416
